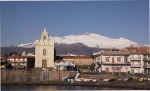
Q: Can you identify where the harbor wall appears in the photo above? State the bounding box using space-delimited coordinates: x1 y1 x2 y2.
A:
80 74 129 79
1 70 77 83
2 70 150 83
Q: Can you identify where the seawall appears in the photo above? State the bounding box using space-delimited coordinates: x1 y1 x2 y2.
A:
1 70 77 83
1 70 150 89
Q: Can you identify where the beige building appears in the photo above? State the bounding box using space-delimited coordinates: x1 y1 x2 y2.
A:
7 55 34 68
56 55 93 66
35 26 55 68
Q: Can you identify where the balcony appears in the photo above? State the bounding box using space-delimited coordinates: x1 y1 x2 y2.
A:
143 57 150 62
131 64 141 67
101 61 130 65
130 56 141 60
144 64 150 68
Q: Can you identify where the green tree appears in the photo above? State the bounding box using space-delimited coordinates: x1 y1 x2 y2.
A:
5 61 12 70
9 52 17 56
27 57 35 69
3 53 9 62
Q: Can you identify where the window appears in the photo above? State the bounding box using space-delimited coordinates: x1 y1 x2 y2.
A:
124 56 127 61
43 36 46 41
43 49 46 55
117 57 121 62
105 67 109 72
112 57 114 63
106 57 109 62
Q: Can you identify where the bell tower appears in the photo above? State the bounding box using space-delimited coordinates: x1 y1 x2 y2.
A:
41 26 49 41
35 26 55 68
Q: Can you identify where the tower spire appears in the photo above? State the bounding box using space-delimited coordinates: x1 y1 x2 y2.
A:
44 25 46 33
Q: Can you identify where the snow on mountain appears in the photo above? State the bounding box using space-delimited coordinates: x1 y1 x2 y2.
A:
144 44 150 47
17 33 139 49
49 33 138 49
17 42 35 48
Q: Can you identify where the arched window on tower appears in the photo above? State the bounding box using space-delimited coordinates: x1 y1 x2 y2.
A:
43 36 46 41
43 49 46 55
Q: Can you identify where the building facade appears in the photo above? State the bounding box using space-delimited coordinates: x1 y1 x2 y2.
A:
62 56 93 66
56 55 93 66
94 47 150 75
35 26 55 68
126 47 150 74
7 55 34 68
95 49 131 74
143 55 150 75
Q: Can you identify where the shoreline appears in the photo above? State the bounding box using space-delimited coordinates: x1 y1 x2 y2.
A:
2 81 150 90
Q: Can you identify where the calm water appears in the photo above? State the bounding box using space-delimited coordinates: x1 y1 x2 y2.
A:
1 85 136 91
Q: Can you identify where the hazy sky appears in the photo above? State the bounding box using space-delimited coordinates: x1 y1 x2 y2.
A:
1 0 149 47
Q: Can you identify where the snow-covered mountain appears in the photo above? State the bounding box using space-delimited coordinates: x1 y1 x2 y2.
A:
17 33 139 49
17 42 35 48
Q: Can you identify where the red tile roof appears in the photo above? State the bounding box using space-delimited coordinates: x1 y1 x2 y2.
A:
126 47 150 54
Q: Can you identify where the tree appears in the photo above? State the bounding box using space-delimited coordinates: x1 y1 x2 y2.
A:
5 61 12 70
3 53 9 62
9 52 17 56
3 53 9 58
95 62 100 72
89 63 95 72
27 57 35 69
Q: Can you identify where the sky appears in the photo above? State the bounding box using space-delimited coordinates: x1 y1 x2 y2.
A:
1 0 149 47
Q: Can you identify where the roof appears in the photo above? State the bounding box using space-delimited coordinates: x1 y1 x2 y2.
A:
61 56 92 59
126 47 150 54
101 51 130 56
8 55 34 59
99 48 130 56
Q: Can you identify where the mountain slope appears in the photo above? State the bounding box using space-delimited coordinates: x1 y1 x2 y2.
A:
17 33 138 49
1 43 102 56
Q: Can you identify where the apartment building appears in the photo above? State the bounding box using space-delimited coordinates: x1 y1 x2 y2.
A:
126 47 150 74
94 48 131 74
7 55 34 68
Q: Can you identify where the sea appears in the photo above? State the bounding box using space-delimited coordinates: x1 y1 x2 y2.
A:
1 85 139 91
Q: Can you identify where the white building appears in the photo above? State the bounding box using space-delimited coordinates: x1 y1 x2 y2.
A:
130 54 144 74
94 47 150 75
143 55 150 75
94 49 131 74
35 26 55 68
126 47 150 74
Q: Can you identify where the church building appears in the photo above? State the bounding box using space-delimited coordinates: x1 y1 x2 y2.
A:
35 26 55 68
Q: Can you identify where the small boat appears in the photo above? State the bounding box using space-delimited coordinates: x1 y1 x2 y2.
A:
147 78 150 81
102 79 113 82
93 79 97 82
124 77 133 81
